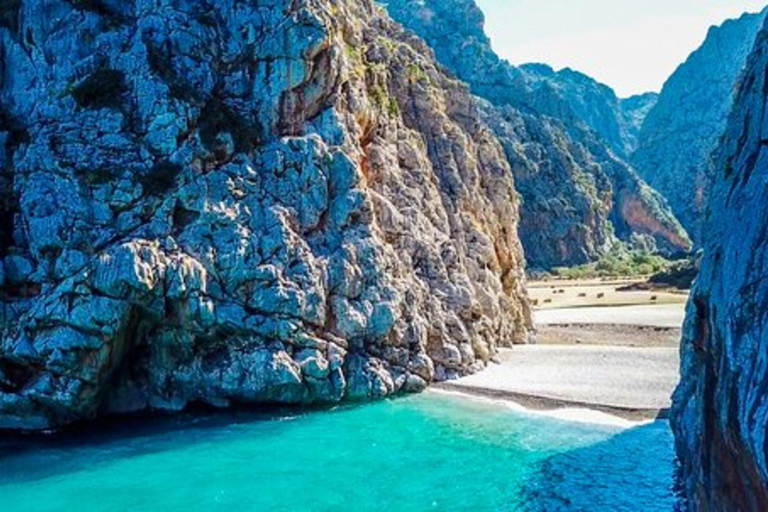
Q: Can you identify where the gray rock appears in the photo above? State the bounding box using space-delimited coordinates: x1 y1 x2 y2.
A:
620 93 658 141
0 0 531 431
385 0 691 269
633 8 768 243
671 18 768 510
519 64 653 159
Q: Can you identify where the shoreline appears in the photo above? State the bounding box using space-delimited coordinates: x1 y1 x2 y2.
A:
433 383 668 422
428 387 658 429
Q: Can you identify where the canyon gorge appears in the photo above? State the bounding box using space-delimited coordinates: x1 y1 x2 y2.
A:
0 0 767 510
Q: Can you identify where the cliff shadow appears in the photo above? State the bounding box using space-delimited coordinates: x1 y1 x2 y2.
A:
515 420 688 511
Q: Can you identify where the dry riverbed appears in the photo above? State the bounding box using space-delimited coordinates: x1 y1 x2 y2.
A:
535 324 680 347
528 278 688 310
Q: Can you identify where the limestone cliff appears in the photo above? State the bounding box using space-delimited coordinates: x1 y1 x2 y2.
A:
633 8 768 243
672 20 768 511
385 0 691 269
0 0 531 430
621 93 658 143
519 64 653 159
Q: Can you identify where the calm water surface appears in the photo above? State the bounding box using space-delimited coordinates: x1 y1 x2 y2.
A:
0 392 681 511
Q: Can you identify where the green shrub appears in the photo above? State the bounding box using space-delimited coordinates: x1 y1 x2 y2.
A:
551 249 673 280
637 263 654 276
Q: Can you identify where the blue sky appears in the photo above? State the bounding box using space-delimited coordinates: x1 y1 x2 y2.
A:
475 0 767 97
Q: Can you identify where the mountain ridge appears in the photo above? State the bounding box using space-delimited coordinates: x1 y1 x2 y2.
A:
633 6 768 242
385 0 691 269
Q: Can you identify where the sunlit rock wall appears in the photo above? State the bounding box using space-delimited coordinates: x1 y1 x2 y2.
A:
0 0 530 430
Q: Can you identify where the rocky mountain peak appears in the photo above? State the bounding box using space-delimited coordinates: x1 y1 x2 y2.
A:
386 0 691 269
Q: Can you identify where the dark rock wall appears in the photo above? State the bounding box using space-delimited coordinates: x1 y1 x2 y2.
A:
672 19 768 511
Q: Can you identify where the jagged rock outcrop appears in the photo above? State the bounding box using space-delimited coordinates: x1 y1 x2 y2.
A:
385 0 691 269
519 64 653 159
621 93 658 141
633 8 768 243
0 0 531 430
672 20 768 511
475 100 615 268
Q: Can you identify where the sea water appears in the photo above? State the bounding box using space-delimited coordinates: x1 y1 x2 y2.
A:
0 392 681 511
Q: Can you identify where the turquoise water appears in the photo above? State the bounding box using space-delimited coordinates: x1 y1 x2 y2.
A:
0 393 680 511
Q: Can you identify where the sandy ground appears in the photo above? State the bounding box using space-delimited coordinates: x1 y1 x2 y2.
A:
440 346 679 420
529 279 687 310
534 303 686 328
535 324 680 347
441 279 688 421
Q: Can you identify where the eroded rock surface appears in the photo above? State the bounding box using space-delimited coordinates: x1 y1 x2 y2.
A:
620 93 658 145
672 20 768 511
633 8 768 243
385 0 691 269
519 64 654 159
0 0 531 430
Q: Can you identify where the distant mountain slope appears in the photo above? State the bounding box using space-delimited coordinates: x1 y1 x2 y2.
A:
621 93 658 138
633 8 768 242
519 64 654 159
385 0 691 269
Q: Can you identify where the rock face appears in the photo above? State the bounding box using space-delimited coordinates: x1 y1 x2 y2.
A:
475 100 615 269
633 8 768 243
672 21 768 510
0 0 531 430
621 93 658 143
519 64 654 159
385 0 691 270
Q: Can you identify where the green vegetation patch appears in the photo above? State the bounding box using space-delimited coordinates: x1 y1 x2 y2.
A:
368 84 400 117
552 250 672 280
407 63 429 85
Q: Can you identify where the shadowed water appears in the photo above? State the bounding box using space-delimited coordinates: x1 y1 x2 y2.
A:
0 393 682 511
